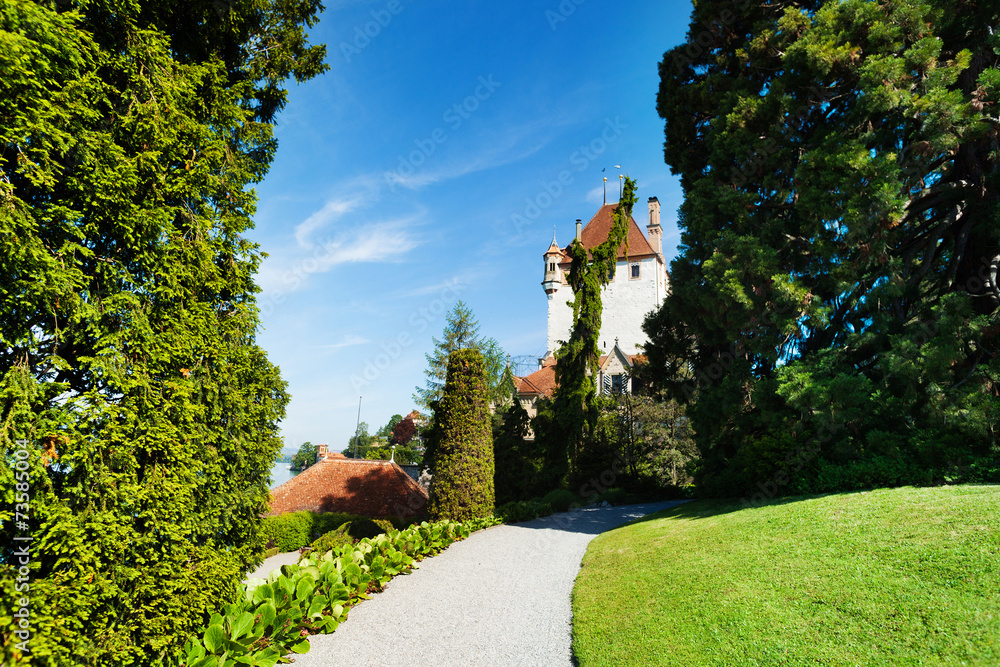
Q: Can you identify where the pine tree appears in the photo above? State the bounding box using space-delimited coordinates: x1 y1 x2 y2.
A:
414 301 509 410
645 0 1000 496
427 349 495 521
0 0 325 662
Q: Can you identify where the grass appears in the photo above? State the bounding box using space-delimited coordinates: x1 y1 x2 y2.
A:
572 485 1000 666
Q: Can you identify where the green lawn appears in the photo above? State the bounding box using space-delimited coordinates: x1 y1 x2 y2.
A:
572 485 1000 666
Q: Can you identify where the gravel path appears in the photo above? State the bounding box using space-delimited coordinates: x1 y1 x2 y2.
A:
290 501 686 667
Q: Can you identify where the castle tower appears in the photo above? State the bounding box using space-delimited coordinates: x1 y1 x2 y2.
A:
542 234 562 295
543 200 670 358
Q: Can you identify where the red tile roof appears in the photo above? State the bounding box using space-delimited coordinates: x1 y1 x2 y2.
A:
515 364 557 398
567 204 657 260
515 353 645 399
269 458 428 519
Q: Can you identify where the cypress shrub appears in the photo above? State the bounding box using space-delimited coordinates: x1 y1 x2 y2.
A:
427 349 495 521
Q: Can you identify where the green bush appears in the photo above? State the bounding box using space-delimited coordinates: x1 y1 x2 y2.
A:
309 524 355 557
260 512 314 553
428 349 496 521
312 512 365 536
595 488 629 506
495 500 553 523
260 511 374 553
540 488 579 512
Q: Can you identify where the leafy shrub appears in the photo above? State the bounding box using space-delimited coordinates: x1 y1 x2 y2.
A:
495 500 553 523
595 488 629 506
541 488 579 512
263 546 280 559
428 349 496 521
310 524 355 557
261 511 369 553
312 512 367 536
176 517 500 665
260 512 314 552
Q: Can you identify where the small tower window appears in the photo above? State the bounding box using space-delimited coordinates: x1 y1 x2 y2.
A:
549 262 556 272
630 262 641 279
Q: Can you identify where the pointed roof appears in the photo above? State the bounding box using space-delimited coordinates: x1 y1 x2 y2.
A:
570 204 657 260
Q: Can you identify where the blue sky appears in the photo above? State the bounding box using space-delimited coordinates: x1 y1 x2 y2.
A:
252 0 694 454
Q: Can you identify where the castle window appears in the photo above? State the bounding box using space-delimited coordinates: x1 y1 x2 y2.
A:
630 262 641 279
548 262 556 272
611 374 624 394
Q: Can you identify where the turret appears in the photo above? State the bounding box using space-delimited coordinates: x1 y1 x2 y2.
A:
542 234 562 295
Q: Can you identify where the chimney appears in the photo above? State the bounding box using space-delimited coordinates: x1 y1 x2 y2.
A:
317 443 328 460
647 197 662 257
575 218 582 241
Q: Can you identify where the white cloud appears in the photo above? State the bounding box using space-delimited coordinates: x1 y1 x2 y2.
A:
586 185 606 205
309 335 370 351
294 196 363 248
258 218 420 295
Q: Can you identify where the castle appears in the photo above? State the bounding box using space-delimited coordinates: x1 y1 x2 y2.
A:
515 197 670 417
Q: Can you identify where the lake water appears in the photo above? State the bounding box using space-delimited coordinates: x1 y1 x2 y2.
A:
268 460 301 489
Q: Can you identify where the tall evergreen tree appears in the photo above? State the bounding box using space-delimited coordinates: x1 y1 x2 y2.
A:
414 300 508 410
0 0 325 663
427 348 495 521
646 0 1000 496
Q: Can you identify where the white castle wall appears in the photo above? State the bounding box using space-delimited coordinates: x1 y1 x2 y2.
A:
546 256 667 357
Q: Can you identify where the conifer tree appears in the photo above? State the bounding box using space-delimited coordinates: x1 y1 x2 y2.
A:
427 348 495 521
646 0 1000 495
0 0 325 662
414 301 509 410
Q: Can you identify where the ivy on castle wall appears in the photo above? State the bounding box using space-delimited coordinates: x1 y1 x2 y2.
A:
540 177 638 485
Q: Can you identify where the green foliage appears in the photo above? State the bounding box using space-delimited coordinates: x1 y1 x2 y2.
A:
344 421 377 457
427 349 496 521
647 0 1000 497
291 442 318 471
492 400 543 503
0 0 326 663
180 517 500 665
540 488 579 512
309 525 355 558
413 301 510 411
260 512 369 554
593 487 629 506
543 178 638 487
376 414 404 439
364 444 420 465
494 500 554 523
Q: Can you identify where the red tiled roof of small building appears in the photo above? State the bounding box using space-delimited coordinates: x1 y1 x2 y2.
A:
515 364 557 398
563 204 657 260
268 458 428 519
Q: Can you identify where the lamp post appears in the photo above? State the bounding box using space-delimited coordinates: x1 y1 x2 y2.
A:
353 395 362 458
